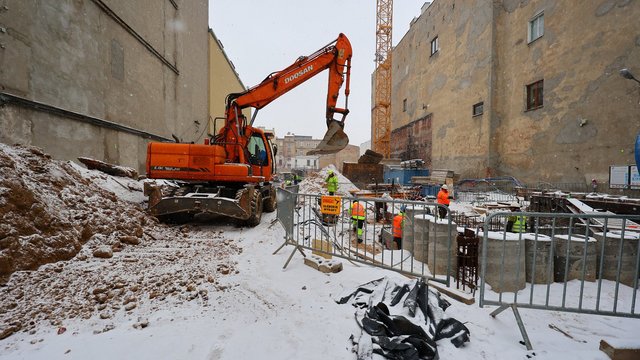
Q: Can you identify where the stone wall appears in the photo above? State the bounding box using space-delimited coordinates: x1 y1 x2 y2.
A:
392 0 493 179
388 0 640 185
0 0 209 172
390 114 432 168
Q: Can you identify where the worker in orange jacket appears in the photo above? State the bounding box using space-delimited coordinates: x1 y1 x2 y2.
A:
392 205 406 250
350 200 366 243
437 184 452 220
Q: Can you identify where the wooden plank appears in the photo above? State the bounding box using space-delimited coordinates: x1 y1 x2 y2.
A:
600 339 640 360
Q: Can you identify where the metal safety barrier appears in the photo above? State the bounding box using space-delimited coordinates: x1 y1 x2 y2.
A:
275 188 456 285
275 188 640 350
479 211 640 349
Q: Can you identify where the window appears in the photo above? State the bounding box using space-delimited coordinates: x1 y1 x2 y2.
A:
526 80 544 110
403 99 407 112
528 13 544 43
472 102 484 116
430 36 439 55
247 134 268 165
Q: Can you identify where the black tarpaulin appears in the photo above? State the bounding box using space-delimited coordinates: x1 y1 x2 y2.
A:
337 277 470 360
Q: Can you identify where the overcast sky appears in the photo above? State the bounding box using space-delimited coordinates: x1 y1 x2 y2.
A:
209 0 424 146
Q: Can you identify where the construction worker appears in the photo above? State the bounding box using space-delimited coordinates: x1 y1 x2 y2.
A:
392 205 406 250
350 200 366 243
512 213 528 233
326 170 338 195
436 184 451 220
506 203 520 232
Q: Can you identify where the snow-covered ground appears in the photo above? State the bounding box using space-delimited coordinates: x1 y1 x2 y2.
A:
1 145 639 359
2 211 640 360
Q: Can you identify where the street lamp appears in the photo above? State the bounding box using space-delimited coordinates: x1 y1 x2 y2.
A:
620 68 640 84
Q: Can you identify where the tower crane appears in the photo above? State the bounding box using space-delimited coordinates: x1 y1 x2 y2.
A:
372 0 392 158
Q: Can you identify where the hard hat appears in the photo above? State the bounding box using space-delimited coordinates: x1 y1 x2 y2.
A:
441 185 448 190
400 205 407 212
509 202 520 208
328 170 334 174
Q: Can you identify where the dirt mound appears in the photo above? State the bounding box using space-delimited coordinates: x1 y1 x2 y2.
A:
0 144 154 281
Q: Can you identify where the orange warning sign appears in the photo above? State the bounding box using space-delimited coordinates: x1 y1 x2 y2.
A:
320 195 342 215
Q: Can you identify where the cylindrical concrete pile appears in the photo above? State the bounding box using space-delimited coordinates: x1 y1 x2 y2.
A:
412 214 430 263
402 208 431 254
481 231 526 293
523 233 553 284
553 234 597 282
592 230 640 287
424 215 457 276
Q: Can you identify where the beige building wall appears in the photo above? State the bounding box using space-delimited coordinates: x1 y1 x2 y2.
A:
208 30 246 136
492 0 640 184
0 0 209 172
388 0 640 184
392 0 493 178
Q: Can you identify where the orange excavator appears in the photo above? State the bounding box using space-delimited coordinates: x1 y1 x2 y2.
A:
144 33 352 226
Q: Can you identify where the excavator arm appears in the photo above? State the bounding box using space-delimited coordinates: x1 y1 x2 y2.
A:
219 33 352 161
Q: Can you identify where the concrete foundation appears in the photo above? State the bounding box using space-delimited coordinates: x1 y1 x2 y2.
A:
481 231 526 293
553 234 597 282
523 233 554 284
592 231 640 287
402 208 431 254
413 215 457 276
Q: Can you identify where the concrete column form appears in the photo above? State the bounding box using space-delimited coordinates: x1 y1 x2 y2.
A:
593 231 640 287
403 208 432 255
422 214 457 277
523 233 554 284
553 234 598 282
481 231 526 293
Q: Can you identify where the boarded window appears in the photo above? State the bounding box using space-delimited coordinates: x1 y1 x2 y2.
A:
110 39 124 80
472 102 484 116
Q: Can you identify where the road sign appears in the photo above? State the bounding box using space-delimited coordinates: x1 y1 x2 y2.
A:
320 195 341 215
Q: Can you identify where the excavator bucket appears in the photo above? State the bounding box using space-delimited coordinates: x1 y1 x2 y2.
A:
307 120 349 155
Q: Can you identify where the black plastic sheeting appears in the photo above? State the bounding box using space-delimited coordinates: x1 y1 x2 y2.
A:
337 277 470 360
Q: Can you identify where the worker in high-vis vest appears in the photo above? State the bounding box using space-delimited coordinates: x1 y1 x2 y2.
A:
325 170 338 195
512 215 527 233
392 205 406 250
350 200 366 243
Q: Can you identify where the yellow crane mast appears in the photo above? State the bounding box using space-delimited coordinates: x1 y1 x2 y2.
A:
372 0 392 158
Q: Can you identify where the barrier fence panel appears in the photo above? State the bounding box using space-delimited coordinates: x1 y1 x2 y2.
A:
478 211 640 349
275 188 456 285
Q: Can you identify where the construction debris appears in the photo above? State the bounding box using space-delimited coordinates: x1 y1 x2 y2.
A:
77 157 138 179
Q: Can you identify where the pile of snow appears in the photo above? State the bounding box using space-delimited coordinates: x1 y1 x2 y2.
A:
298 164 359 196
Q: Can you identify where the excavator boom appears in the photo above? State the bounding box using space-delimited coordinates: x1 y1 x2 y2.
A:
223 33 352 156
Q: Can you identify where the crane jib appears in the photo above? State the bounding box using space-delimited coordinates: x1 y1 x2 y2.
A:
284 65 314 84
